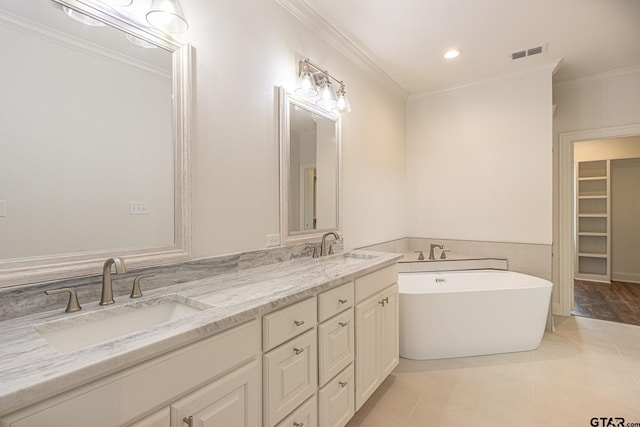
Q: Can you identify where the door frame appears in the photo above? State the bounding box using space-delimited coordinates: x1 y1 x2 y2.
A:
557 123 640 315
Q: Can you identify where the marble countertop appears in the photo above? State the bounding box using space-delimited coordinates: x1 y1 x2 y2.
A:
0 250 400 416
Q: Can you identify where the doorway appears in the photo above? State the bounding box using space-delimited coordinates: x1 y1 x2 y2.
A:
559 132 640 325
557 125 640 318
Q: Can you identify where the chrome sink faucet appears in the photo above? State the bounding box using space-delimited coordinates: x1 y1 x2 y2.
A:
320 231 342 256
429 244 444 260
100 257 127 305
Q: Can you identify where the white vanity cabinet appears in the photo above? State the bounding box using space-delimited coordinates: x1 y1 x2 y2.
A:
354 265 399 410
0 320 261 427
317 281 355 427
263 298 318 427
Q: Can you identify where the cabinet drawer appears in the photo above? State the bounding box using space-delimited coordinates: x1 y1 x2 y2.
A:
318 309 354 387
263 298 317 351
275 395 317 427
355 265 398 303
264 329 317 427
318 365 354 427
318 282 353 322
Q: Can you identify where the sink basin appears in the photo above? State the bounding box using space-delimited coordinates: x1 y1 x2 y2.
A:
34 294 209 353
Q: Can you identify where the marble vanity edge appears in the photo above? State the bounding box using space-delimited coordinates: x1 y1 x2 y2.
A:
0 249 397 416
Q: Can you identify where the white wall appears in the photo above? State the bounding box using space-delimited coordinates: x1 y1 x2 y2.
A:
183 0 407 257
611 158 640 282
406 69 555 245
574 136 640 161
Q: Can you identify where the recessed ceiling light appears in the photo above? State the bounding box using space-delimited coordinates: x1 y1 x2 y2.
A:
444 49 461 59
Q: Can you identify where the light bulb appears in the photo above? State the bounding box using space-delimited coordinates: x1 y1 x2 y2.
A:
316 77 337 109
334 86 351 114
295 69 318 98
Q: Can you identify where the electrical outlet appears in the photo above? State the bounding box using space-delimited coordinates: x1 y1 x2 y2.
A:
129 201 148 215
0 200 6 217
266 234 281 247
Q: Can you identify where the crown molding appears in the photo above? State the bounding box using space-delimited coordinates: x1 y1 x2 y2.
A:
408 58 562 102
275 0 408 101
553 64 640 90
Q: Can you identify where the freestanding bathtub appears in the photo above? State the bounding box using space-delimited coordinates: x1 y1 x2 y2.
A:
399 270 552 360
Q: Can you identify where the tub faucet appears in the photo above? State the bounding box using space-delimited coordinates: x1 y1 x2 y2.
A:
320 231 341 256
429 244 444 260
100 257 127 305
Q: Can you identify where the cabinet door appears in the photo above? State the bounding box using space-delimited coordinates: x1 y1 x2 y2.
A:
129 408 170 427
171 359 260 427
264 329 317 427
354 293 381 410
380 284 399 378
318 365 354 427
318 309 354 386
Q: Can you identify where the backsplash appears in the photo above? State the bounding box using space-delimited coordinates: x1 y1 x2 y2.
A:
0 240 343 321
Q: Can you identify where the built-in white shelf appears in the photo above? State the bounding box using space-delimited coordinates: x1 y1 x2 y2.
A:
575 160 610 283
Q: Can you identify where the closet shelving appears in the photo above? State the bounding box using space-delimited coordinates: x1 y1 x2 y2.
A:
575 160 610 283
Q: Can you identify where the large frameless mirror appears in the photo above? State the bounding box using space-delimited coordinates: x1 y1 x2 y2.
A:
278 87 341 245
0 0 191 287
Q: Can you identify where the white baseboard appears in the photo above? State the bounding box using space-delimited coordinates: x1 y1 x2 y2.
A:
612 272 640 284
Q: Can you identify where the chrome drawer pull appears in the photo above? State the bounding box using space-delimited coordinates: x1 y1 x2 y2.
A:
293 422 305 427
339 322 348 327
378 300 385 306
338 299 348 304
294 320 305 326
294 347 304 355
339 381 348 388
183 416 193 427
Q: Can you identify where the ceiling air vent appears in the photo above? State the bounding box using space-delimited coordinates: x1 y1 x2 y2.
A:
510 43 547 60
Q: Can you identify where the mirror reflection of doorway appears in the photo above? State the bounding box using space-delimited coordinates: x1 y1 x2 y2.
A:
300 164 317 230
573 137 640 326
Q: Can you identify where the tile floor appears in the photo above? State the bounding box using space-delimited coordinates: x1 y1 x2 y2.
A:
346 316 640 427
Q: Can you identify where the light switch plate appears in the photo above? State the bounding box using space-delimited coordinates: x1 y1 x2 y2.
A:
129 201 148 215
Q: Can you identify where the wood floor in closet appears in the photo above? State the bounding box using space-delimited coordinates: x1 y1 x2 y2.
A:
573 279 640 326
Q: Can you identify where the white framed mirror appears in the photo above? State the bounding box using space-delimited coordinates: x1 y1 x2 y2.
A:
0 0 191 287
278 87 342 244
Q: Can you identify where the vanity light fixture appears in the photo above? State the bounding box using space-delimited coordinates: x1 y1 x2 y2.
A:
295 58 352 115
335 84 352 114
146 0 189 34
62 6 105 26
316 76 338 109
295 63 319 98
60 0 189 37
